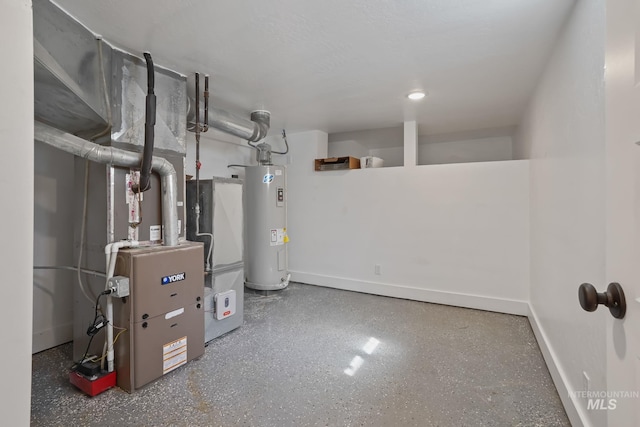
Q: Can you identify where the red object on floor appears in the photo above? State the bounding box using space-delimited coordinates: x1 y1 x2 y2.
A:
69 370 117 397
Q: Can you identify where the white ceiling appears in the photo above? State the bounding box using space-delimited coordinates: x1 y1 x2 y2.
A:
53 0 575 136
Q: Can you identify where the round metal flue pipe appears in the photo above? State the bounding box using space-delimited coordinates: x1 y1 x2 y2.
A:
187 98 271 142
249 110 271 141
34 121 180 247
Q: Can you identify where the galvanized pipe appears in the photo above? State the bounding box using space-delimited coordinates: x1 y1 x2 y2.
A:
34 121 179 246
187 100 270 142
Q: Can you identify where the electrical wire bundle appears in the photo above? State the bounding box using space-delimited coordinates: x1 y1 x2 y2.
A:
72 290 126 372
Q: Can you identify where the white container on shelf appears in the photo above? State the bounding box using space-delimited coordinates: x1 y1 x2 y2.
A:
360 156 384 168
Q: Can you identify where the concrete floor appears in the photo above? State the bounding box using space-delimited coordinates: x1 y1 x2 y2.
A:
31 283 569 426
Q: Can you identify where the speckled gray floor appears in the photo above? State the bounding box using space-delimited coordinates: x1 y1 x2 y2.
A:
31 283 569 426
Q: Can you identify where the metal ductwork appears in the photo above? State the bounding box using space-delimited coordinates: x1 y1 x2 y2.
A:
34 121 180 247
33 0 188 248
33 0 111 138
188 101 271 142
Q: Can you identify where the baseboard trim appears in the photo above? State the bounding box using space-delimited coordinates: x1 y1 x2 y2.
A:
290 271 529 316
528 305 588 427
32 322 73 354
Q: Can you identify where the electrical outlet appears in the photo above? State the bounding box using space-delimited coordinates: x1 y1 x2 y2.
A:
374 264 381 275
582 371 590 392
108 276 130 298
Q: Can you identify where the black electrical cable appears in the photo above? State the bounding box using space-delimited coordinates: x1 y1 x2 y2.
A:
94 292 102 319
203 75 209 132
75 334 96 370
272 129 290 155
248 129 289 153
73 290 111 369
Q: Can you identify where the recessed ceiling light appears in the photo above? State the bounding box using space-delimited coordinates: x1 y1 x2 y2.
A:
407 91 426 100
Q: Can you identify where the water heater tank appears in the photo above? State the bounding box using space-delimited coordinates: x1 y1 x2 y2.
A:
245 165 290 290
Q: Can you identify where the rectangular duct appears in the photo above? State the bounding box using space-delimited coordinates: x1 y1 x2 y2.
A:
111 50 187 155
33 0 187 156
33 0 111 137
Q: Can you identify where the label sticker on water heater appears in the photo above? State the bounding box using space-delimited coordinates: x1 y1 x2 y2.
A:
275 169 282 176
263 174 274 184
270 228 286 246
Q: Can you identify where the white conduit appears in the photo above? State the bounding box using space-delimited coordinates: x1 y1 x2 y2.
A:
34 121 180 246
104 241 138 372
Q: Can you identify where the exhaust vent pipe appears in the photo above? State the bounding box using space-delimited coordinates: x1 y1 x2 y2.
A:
248 110 271 142
188 101 270 142
34 121 179 247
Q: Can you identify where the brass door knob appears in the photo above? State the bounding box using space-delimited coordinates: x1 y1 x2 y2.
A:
578 282 626 319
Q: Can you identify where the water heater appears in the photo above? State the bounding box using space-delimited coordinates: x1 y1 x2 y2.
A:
245 165 290 290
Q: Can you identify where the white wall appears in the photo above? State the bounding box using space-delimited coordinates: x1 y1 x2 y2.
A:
370 136 515 167
285 130 330 262
185 128 255 180
327 139 369 159
1 0 34 424
33 143 76 352
328 127 403 167
369 146 404 167
329 127 403 150
287 131 530 315
419 135 513 165
515 0 606 425
328 127 514 168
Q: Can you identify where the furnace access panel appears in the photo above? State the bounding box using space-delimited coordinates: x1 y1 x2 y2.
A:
113 242 205 392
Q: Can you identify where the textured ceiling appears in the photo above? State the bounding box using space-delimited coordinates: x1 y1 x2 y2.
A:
53 0 575 136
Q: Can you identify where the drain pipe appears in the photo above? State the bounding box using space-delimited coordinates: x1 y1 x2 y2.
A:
187 102 270 142
34 121 179 246
104 240 139 372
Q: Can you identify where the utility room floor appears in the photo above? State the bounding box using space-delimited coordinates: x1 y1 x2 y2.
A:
31 282 569 426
